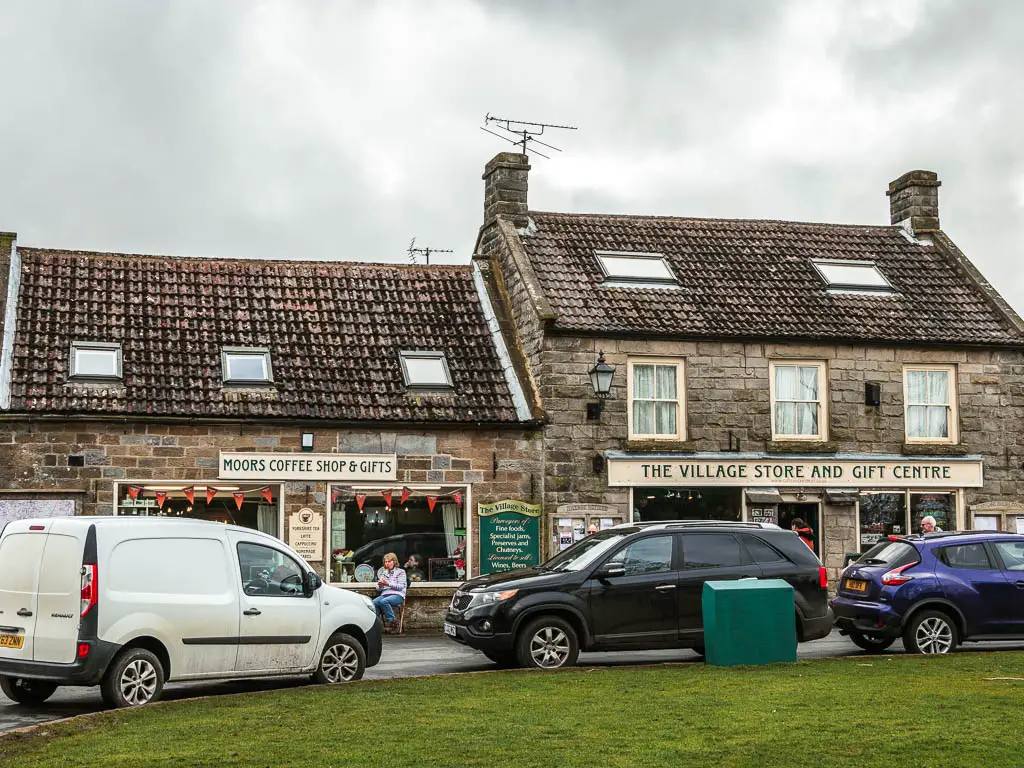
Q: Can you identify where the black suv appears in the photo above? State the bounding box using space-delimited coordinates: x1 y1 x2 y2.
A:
443 521 833 668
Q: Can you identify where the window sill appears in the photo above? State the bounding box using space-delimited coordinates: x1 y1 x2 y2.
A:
625 439 695 452
767 441 837 454
900 443 967 456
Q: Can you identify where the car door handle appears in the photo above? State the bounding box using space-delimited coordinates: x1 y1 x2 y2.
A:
243 608 262 616
655 584 676 592
1015 581 1024 590
17 609 32 617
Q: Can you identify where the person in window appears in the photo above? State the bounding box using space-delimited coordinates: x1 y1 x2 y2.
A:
791 518 815 552
373 552 407 628
404 553 426 582
920 515 943 534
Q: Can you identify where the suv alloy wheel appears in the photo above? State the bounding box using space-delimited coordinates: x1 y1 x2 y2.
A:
517 616 580 669
903 610 958 654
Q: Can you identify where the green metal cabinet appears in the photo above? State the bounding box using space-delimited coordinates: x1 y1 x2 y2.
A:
701 579 797 666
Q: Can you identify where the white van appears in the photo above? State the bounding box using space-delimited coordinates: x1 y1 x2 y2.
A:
0 516 382 708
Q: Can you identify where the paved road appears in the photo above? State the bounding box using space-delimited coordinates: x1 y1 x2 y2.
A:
3 630 1023 734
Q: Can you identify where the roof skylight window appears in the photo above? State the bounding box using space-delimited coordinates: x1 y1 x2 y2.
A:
70 341 122 380
222 347 273 384
811 259 893 293
400 351 453 389
596 251 678 286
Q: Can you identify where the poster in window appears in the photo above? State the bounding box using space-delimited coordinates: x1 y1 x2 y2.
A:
1017 517 1024 535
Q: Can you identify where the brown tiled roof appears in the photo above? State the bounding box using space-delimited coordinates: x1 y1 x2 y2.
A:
519 212 1024 346
10 249 523 422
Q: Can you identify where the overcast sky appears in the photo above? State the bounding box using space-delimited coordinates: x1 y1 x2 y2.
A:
1 0 1021 313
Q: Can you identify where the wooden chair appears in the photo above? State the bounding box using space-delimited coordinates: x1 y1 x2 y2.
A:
393 600 406 634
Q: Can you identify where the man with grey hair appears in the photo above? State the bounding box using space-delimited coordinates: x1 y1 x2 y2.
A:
921 516 943 533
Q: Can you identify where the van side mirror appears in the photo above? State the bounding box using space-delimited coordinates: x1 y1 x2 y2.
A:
595 562 626 579
303 571 322 597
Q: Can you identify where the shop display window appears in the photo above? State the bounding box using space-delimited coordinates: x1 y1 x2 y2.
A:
859 491 958 549
116 483 280 537
632 487 741 523
330 489 466 584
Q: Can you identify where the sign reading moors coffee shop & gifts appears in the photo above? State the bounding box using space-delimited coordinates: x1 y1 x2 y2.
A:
478 500 541 575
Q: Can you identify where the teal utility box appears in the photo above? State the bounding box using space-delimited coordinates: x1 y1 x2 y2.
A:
702 579 797 667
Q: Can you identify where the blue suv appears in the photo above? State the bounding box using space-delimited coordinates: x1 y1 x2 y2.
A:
832 532 1024 654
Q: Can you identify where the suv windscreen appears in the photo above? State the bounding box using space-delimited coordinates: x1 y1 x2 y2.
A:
543 529 638 572
855 540 919 568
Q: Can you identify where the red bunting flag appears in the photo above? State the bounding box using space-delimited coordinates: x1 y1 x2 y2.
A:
259 486 273 504
206 487 219 504
381 489 393 508
182 486 195 505
355 493 367 512
127 485 142 501
427 495 438 513
450 490 463 508
154 490 168 510
232 491 246 511
400 487 411 505
331 488 344 504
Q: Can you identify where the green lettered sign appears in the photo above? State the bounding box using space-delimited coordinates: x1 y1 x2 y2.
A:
478 500 541 575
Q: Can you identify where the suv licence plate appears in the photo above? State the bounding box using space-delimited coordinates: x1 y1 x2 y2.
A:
845 579 868 593
443 622 457 637
0 633 24 649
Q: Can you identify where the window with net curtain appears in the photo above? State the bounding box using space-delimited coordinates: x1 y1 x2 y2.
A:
631 361 681 438
772 363 823 439
905 367 952 440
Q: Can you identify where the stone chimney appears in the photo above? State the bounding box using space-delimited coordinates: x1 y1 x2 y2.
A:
483 153 530 230
887 170 941 234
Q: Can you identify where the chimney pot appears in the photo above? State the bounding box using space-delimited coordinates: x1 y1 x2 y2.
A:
887 170 941 234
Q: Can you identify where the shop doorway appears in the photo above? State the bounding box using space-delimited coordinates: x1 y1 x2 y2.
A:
778 503 820 556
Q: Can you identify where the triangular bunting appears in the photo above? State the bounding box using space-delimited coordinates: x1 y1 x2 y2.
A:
259 486 273 504
232 490 246 511
400 487 411 505
206 487 219 504
381 489 393 508
427 494 438 513
154 490 168 509
182 486 195 505
355 493 367 512
331 488 344 504
450 489 463 508
127 485 142 501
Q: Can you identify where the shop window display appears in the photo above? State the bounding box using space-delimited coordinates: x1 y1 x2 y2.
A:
116 483 280 536
330 489 466 584
858 493 907 549
632 487 741 523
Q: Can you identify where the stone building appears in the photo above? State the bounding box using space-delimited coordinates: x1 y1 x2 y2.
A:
475 155 1024 581
0 239 542 627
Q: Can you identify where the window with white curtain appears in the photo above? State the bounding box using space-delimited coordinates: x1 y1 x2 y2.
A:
628 359 685 440
904 365 957 443
770 361 827 441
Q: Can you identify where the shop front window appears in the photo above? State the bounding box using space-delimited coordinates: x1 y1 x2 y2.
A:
858 493 907 549
330 488 466 584
116 483 280 537
910 492 955 533
632 487 741 524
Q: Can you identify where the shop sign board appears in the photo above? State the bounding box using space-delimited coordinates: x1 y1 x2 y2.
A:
478 500 541 575
219 452 396 482
608 456 983 489
288 507 324 562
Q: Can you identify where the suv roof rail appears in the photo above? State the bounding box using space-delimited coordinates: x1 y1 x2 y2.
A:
893 530 1020 543
630 520 779 530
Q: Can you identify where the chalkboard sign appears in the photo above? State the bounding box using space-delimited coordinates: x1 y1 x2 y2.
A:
478 500 541 575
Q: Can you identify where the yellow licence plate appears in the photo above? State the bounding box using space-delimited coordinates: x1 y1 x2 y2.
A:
845 579 868 593
0 633 24 649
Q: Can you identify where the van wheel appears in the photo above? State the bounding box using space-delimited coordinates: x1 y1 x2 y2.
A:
848 630 896 653
903 610 958 655
516 617 579 670
101 648 165 708
0 676 58 706
313 632 366 684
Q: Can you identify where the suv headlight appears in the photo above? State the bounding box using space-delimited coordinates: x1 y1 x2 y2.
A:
470 589 518 608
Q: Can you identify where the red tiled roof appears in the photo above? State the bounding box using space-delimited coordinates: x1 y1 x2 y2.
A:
10 249 522 422
519 212 1024 345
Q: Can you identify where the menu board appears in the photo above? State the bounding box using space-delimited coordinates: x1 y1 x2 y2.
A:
478 500 541 575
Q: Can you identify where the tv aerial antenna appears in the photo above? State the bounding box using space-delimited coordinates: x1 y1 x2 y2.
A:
407 237 453 266
481 113 577 159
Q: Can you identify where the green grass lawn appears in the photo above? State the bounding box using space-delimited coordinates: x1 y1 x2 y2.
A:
2 653 1023 768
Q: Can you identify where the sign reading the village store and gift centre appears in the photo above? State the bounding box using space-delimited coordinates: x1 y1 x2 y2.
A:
219 452 397 482
608 456 984 489
478 500 542 575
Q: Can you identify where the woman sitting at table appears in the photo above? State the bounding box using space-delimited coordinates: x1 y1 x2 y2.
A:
373 552 407 628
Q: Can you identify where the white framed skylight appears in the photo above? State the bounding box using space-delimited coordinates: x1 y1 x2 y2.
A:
399 351 453 389
811 259 893 293
596 251 678 286
222 347 273 384
70 341 122 380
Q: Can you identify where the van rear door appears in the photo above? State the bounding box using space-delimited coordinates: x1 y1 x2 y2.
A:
33 522 87 663
0 524 48 661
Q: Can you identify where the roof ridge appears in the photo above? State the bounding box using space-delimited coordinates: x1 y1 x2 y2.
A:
527 210 897 231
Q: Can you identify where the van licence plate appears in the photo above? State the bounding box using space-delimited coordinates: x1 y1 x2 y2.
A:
845 579 868 593
0 633 24 649
443 622 457 637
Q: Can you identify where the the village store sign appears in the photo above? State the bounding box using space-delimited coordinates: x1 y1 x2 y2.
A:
219 452 397 482
608 455 983 489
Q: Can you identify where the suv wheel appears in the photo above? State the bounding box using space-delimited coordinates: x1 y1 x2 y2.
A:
516 616 579 670
0 676 58 706
101 648 165 708
313 632 366 684
848 631 896 653
903 610 958 655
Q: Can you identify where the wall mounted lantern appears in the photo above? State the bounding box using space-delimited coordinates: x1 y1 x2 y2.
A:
586 350 616 421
